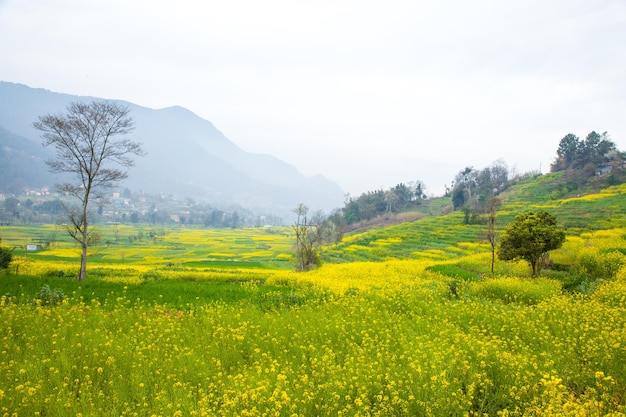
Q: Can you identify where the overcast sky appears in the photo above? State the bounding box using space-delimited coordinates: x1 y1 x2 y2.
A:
1 0 625 196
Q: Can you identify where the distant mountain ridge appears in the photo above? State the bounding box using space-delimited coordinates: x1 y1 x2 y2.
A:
0 82 344 214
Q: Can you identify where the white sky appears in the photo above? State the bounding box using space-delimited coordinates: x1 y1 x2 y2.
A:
1 0 625 197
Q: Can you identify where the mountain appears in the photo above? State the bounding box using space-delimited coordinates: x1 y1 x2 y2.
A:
0 82 344 214
0 125 50 194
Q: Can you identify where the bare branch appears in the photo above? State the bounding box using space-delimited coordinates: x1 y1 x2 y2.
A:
34 100 144 280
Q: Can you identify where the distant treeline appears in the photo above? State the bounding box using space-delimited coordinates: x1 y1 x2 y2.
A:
342 181 427 225
340 160 512 225
339 130 626 226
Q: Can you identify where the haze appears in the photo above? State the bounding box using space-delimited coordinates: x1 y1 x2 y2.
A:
1 0 625 196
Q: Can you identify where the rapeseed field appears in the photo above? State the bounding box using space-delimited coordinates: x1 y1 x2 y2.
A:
1 264 625 415
1 219 626 414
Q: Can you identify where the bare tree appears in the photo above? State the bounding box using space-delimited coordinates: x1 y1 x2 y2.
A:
486 197 502 275
293 204 323 271
34 100 145 281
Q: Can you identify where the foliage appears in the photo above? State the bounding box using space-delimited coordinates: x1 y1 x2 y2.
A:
575 250 625 281
451 160 510 212
32 284 65 306
0 244 12 270
550 229 626 292
590 267 626 307
34 100 145 280
498 210 566 276
551 130 623 173
342 180 426 225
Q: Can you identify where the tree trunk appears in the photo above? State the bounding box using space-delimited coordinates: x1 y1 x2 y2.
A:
78 232 87 281
531 259 538 277
78 210 88 281
79 245 87 281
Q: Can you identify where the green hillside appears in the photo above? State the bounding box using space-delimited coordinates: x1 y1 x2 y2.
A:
324 173 626 264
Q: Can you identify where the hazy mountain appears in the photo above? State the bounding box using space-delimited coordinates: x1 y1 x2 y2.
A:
0 82 344 213
0 125 50 194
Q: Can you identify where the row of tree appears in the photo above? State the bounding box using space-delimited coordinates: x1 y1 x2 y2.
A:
448 160 510 212
342 181 427 224
293 199 567 277
551 131 623 173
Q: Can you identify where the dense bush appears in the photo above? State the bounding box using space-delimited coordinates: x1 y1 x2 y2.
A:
33 284 65 306
0 245 12 270
575 250 625 280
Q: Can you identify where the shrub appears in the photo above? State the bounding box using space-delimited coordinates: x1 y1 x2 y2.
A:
575 250 625 280
33 284 66 306
0 245 13 270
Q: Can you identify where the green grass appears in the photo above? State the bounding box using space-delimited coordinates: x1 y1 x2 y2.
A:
425 263 481 281
0 273 303 310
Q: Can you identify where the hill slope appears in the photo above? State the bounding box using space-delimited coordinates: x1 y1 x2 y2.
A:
325 173 626 263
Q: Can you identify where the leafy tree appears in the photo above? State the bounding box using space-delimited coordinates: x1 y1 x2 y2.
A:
384 189 400 213
577 131 603 167
342 197 360 224
36 199 64 215
551 131 621 173
0 238 12 270
341 180 427 224
342 190 386 224
3 197 20 219
451 161 509 213
231 211 240 228
413 180 426 200
497 210 565 277
320 209 345 244
392 183 414 208
454 167 477 202
34 100 144 281
552 133 580 171
451 187 466 210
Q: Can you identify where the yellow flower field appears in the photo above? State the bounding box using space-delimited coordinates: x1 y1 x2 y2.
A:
1 265 625 416
1 224 626 415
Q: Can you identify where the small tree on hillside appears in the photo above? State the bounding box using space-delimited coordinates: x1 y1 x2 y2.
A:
293 204 322 271
486 197 502 275
497 210 565 277
34 100 145 281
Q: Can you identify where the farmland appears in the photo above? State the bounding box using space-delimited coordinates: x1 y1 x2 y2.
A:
1 175 626 415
